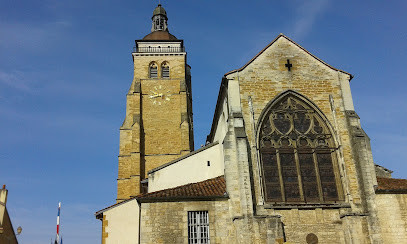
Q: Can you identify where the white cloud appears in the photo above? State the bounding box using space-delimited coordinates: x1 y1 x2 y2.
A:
0 70 32 92
292 0 331 39
0 21 71 51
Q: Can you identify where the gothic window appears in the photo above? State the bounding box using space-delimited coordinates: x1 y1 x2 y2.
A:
259 94 341 203
149 62 158 78
161 62 170 78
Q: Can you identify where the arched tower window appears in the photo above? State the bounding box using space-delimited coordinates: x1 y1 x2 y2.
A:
161 62 170 78
149 62 158 78
258 93 342 203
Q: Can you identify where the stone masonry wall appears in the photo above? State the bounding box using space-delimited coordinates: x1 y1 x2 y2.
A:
223 36 377 242
117 53 193 201
226 37 356 208
140 200 233 244
376 193 407 243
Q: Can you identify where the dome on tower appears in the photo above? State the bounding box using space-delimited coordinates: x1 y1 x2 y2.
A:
142 30 177 40
152 4 167 18
142 4 177 40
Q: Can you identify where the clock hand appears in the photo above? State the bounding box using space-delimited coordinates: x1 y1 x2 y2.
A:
149 93 163 98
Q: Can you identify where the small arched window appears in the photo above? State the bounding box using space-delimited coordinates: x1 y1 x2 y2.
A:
149 62 158 78
258 93 342 203
161 62 170 78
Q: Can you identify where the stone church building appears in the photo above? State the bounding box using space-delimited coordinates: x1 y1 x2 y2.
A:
96 4 407 244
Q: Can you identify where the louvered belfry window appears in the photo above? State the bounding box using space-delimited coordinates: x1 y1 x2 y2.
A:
188 211 210 244
161 62 170 78
149 63 158 78
259 95 341 203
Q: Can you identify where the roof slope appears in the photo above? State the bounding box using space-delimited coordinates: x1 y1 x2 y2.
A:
95 176 227 217
376 177 407 193
137 176 227 202
225 33 353 80
142 30 178 40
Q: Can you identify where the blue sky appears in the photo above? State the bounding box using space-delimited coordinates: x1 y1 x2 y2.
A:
1 0 406 243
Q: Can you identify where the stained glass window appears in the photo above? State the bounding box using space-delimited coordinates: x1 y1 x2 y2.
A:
259 95 341 203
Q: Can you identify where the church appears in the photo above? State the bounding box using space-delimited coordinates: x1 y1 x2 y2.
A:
95 4 407 244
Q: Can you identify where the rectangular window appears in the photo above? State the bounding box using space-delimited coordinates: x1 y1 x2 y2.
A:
188 211 210 244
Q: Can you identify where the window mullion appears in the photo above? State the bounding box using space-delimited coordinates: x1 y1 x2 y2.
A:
294 148 305 202
313 150 324 202
276 150 285 201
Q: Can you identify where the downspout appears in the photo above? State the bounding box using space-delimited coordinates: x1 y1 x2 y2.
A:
138 200 141 244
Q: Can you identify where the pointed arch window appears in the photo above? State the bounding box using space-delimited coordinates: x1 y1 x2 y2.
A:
258 94 342 203
149 62 158 78
161 62 170 78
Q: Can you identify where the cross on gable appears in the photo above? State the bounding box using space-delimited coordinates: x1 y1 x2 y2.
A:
285 59 293 71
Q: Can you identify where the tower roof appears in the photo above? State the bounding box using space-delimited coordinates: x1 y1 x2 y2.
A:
142 4 177 41
142 30 177 40
152 4 167 19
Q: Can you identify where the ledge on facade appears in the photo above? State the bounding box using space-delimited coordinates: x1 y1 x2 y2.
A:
263 202 351 210
376 177 407 194
339 212 369 219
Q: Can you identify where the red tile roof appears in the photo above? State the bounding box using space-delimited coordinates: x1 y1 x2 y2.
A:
95 176 227 217
137 176 227 202
376 177 407 193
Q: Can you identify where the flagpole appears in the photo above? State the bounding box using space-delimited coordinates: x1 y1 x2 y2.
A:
55 202 61 244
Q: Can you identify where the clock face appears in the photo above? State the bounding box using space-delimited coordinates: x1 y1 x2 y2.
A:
149 85 172 105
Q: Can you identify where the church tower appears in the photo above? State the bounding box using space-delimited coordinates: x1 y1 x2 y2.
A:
117 4 194 202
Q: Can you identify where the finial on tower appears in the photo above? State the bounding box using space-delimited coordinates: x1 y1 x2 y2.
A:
151 3 168 32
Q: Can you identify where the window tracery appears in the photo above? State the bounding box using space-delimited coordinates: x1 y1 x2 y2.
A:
259 94 341 203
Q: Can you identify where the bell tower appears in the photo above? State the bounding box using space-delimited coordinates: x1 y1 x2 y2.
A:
116 4 194 202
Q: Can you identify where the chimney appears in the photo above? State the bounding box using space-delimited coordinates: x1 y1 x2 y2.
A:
0 185 8 232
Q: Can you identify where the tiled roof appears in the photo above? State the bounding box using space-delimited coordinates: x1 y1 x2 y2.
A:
376 177 407 193
137 176 227 202
95 176 227 217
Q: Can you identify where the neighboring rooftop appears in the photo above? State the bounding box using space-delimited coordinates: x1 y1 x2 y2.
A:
136 176 227 202
376 177 407 193
95 176 228 217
